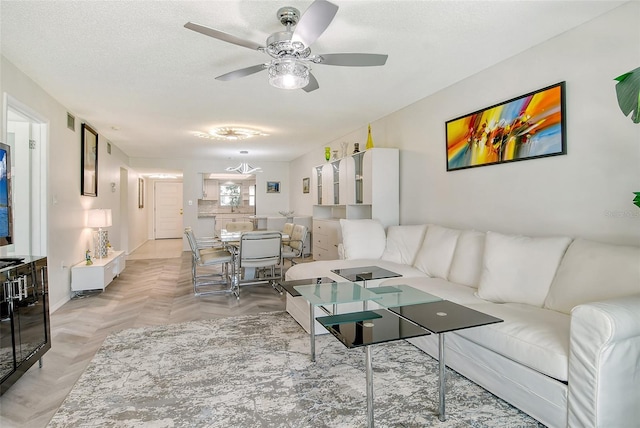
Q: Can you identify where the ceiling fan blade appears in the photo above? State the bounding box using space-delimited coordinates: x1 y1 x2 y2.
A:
184 22 264 51
302 72 319 93
291 0 339 47
318 53 388 67
215 64 267 81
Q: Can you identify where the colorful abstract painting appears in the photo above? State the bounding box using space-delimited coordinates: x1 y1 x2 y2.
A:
446 82 566 171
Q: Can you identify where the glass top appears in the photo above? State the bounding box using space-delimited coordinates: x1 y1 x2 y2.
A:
331 265 401 282
389 300 503 334
368 284 442 308
279 277 335 297
294 282 382 306
317 309 431 349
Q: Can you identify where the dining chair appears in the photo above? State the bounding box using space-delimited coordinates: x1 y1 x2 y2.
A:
282 222 295 245
282 224 308 267
237 231 282 295
184 228 234 296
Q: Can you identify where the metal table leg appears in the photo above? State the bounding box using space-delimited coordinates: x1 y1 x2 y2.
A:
366 345 374 428
309 302 316 362
438 333 446 422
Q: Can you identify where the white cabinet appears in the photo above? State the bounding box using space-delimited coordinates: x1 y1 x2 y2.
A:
312 219 341 261
311 148 399 260
202 178 218 200
71 250 126 292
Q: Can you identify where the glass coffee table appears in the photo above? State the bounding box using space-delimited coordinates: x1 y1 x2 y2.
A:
331 265 401 287
317 309 431 428
389 301 503 421
294 281 382 362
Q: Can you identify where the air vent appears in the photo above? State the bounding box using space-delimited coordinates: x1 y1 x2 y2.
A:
67 113 75 131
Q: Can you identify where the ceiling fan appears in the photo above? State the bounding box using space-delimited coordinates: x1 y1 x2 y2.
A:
184 0 388 92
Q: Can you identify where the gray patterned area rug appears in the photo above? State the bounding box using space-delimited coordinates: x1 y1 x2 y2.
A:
49 311 544 427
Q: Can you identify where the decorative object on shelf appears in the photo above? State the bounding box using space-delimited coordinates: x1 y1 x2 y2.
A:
81 123 98 197
226 162 262 174
614 66 640 124
87 208 112 258
324 147 331 162
332 150 338 161
340 142 349 158
267 181 281 193
302 177 310 194
365 124 374 150
353 143 360 153
446 82 566 171
85 249 93 265
138 178 144 208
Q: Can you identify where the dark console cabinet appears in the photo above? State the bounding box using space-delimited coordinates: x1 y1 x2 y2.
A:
0 256 49 395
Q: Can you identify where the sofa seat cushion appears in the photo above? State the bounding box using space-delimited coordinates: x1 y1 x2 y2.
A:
457 303 570 382
380 277 485 306
285 259 428 283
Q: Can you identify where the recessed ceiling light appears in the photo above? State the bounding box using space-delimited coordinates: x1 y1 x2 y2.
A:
194 127 268 141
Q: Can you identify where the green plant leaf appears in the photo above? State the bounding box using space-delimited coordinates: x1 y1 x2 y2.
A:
614 67 640 124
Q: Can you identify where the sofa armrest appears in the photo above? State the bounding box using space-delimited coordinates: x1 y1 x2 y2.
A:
568 293 640 428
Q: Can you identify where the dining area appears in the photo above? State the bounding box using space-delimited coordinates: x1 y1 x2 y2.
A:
184 218 310 299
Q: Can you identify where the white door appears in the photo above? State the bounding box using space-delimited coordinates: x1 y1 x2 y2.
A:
154 181 183 239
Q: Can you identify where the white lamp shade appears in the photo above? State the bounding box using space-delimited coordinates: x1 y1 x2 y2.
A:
87 209 112 228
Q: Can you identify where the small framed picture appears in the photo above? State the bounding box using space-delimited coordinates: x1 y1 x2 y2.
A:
302 177 310 194
266 181 280 193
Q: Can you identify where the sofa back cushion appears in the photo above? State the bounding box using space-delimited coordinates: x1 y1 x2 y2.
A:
413 225 461 279
476 231 572 307
448 230 486 288
381 224 428 265
543 238 640 314
339 219 386 260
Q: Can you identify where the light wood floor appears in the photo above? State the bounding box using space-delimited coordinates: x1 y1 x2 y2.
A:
0 239 287 427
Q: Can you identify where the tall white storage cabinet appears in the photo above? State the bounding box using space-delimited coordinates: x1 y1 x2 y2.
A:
311 148 399 260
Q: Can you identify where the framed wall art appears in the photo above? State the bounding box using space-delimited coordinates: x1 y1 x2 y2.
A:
81 123 98 196
266 181 280 193
302 177 310 194
446 82 566 171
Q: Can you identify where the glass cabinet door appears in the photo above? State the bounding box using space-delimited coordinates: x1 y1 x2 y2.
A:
353 152 364 204
0 281 15 383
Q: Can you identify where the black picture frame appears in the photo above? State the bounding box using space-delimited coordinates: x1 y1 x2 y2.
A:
445 82 566 171
81 123 98 196
302 177 310 194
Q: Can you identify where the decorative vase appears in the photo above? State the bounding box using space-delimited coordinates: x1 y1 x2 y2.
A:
353 143 360 153
332 150 339 161
324 147 331 162
340 142 349 158
365 124 374 150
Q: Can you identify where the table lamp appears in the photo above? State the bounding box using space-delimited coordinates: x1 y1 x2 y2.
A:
87 208 112 258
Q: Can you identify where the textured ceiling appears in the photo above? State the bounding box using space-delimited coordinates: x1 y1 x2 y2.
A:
0 1 623 164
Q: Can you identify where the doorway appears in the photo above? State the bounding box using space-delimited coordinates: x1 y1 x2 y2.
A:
154 181 183 239
5 100 47 256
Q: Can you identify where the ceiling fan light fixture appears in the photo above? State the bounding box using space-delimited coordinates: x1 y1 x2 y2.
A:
268 59 309 90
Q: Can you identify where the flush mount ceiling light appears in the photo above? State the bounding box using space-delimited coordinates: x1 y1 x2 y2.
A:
225 162 262 174
194 127 268 141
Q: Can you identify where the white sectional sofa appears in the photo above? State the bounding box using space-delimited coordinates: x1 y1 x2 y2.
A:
285 220 640 428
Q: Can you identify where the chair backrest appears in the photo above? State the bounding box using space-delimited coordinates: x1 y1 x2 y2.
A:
226 221 254 232
184 228 201 260
239 231 282 268
288 224 308 254
282 223 295 242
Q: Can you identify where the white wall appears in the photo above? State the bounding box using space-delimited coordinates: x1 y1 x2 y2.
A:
1 57 150 312
291 3 640 246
